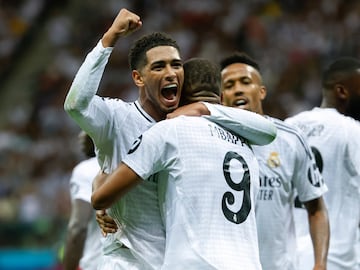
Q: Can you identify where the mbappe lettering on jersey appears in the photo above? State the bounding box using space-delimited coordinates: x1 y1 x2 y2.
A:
207 124 246 145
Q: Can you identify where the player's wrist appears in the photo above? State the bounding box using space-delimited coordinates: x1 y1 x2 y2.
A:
313 262 327 270
197 102 210 115
102 29 120 48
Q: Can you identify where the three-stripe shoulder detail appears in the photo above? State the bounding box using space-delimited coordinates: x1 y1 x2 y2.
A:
273 119 312 158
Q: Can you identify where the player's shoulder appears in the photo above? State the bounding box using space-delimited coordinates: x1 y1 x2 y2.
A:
270 116 312 156
164 115 203 125
149 116 205 135
71 157 100 180
340 112 360 129
81 157 99 168
285 108 317 123
143 117 179 137
269 116 303 137
302 108 360 131
101 96 131 108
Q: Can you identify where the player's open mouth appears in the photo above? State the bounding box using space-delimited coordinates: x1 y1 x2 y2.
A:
234 99 247 107
161 84 178 101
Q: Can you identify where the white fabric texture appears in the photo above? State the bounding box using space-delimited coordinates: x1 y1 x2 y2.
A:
286 108 360 270
69 157 103 270
123 116 262 269
254 116 327 270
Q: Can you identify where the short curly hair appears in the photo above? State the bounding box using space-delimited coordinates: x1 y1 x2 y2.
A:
180 57 221 106
128 32 180 70
322 57 360 90
219 52 260 72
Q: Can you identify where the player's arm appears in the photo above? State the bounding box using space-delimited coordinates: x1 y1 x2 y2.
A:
92 122 169 210
167 102 277 145
63 199 92 270
63 35 113 147
166 101 211 118
64 8 141 142
303 197 329 270
63 39 113 124
92 172 118 236
92 163 141 210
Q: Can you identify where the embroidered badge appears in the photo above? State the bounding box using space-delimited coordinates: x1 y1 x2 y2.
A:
267 152 280 168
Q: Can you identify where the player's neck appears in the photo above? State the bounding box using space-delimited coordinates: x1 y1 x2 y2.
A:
320 99 345 115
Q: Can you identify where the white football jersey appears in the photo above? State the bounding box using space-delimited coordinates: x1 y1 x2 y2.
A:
253 116 326 270
65 41 163 269
64 40 276 269
64 41 276 269
123 116 262 270
77 97 163 270
69 157 102 270
286 108 360 270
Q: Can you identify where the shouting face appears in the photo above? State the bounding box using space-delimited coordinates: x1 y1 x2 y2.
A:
134 46 184 121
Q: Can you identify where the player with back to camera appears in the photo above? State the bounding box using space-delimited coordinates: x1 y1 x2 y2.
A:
64 8 276 270
219 52 329 270
63 131 102 270
286 57 360 270
92 57 277 269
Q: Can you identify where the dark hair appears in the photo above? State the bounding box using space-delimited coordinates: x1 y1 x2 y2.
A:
219 52 260 72
128 32 180 70
180 57 221 106
322 57 360 90
79 131 95 158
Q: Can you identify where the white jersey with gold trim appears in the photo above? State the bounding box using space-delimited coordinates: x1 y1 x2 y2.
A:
286 108 360 270
123 116 262 270
253 116 326 270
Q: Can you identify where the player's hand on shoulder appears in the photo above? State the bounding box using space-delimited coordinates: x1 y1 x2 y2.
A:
313 263 326 270
167 102 210 119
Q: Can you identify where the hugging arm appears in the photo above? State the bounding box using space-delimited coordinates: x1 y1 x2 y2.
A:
167 102 277 145
92 163 141 210
92 172 118 236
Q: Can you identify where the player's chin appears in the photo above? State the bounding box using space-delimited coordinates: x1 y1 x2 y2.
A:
163 105 178 114
161 99 180 112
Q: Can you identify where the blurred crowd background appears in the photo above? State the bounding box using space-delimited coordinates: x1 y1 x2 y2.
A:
0 0 359 267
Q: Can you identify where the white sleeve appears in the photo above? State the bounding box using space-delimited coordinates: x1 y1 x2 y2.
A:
202 102 277 145
64 40 113 113
123 121 176 180
63 40 115 148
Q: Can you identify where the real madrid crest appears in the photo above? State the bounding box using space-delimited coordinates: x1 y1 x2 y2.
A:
267 152 280 168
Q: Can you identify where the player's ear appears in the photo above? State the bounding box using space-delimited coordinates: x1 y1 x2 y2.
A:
132 70 144 87
335 83 348 100
259 85 267 101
